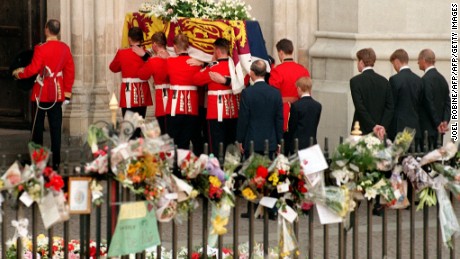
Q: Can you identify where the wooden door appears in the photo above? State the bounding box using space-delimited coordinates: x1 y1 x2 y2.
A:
0 0 46 129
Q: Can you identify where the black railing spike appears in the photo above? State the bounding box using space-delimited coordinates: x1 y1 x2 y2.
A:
264 139 269 157
203 143 209 155
339 136 344 144
423 130 429 152
219 142 224 164
280 138 285 155
294 138 299 153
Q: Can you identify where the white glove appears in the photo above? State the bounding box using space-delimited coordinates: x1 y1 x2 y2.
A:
63 100 70 106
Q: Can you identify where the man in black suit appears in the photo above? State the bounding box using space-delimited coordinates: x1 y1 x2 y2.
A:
418 49 450 150
350 48 394 139
389 49 423 144
236 60 283 159
288 76 322 153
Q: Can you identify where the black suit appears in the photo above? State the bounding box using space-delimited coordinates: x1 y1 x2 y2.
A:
419 67 450 148
288 95 322 152
236 80 283 156
388 68 423 140
350 69 394 135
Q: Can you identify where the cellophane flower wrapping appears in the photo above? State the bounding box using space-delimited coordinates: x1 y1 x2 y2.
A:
28 142 50 172
277 205 299 258
436 187 460 248
384 166 409 209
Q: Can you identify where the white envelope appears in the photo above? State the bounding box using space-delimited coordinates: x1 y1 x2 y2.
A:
316 204 342 225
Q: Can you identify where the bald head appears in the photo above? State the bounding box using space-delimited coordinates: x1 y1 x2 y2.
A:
250 60 267 79
418 49 436 71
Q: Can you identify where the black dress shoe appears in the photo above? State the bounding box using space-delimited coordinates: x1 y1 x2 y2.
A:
372 207 383 216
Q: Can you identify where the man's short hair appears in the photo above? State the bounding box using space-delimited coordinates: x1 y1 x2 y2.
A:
128 27 144 43
296 77 312 93
173 34 189 51
151 32 167 47
356 48 376 67
418 49 436 65
275 39 294 55
214 38 230 54
390 49 409 63
250 60 267 77
45 19 60 35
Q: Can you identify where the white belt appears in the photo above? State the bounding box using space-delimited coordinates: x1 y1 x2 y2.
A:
208 90 233 95
170 85 197 91
122 78 147 83
155 84 169 90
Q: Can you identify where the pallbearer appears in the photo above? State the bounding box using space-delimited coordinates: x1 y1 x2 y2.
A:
166 34 201 152
193 38 238 156
138 32 170 134
109 27 153 137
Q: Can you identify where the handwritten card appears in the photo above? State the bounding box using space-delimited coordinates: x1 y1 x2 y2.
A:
259 197 278 208
39 192 61 229
279 204 298 223
298 144 328 175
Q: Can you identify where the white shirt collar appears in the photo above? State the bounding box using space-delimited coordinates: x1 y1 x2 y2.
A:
362 66 373 72
425 66 435 73
400 65 410 71
301 93 311 98
254 78 265 83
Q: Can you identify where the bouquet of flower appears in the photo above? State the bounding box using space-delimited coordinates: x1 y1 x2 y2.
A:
29 142 50 171
239 154 273 202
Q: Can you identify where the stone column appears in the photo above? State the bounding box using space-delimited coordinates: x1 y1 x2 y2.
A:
309 0 451 149
59 0 131 137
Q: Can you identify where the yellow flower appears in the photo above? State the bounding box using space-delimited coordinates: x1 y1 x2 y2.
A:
190 190 199 198
242 187 257 200
269 173 279 186
209 176 222 188
211 215 229 235
0 179 4 189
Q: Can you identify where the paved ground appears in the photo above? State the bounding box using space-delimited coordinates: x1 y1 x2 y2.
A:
1 128 460 258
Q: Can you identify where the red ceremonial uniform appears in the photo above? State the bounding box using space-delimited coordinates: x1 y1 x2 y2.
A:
269 60 310 131
18 40 75 102
166 54 201 116
109 48 153 108
138 56 169 116
193 58 238 120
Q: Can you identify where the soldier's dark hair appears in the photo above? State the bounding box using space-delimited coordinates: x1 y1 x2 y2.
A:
173 34 189 51
275 39 294 55
45 19 60 35
151 32 167 47
214 38 230 54
250 60 267 77
356 48 376 67
390 49 409 63
128 27 144 43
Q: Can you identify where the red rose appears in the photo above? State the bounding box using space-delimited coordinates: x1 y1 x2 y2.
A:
45 174 65 191
256 166 268 178
222 248 233 254
68 243 74 251
53 245 58 252
209 185 223 199
298 180 308 193
191 252 201 259
90 246 96 256
301 202 313 211
278 169 286 175
43 167 54 177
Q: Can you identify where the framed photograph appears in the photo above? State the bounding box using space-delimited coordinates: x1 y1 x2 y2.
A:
68 177 92 214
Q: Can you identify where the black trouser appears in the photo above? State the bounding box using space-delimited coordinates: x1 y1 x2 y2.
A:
156 115 167 135
167 115 199 151
122 106 147 139
190 107 207 155
32 102 62 170
207 118 237 157
283 131 292 156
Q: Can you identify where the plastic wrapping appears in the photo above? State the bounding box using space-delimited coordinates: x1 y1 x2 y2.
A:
436 187 460 248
